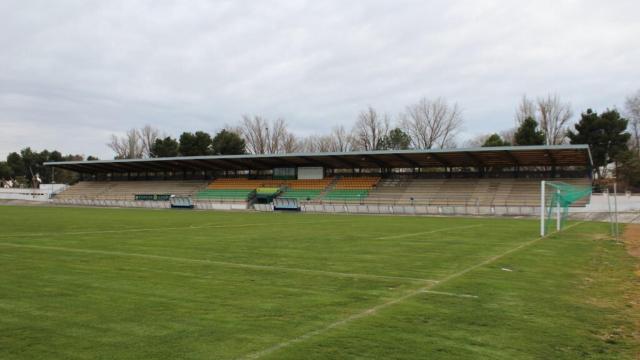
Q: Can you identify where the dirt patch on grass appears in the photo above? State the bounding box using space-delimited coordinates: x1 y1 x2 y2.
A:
622 224 640 357
625 224 640 259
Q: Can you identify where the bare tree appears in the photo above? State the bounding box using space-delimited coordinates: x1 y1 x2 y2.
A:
352 106 390 150
316 135 335 152
515 95 536 124
266 118 294 153
299 136 318 153
625 90 640 154
300 134 335 153
282 132 300 153
238 115 298 154
239 115 269 154
300 126 354 153
107 134 127 159
330 125 354 152
139 125 160 157
107 128 144 159
514 94 573 145
400 97 463 149
536 94 573 145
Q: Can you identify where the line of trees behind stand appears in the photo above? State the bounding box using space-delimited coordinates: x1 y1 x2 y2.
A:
112 94 626 159
106 92 640 190
2 91 639 190
107 97 467 159
0 148 94 185
107 127 248 158
462 93 640 190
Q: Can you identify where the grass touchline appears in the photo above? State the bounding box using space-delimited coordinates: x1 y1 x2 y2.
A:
375 224 483 240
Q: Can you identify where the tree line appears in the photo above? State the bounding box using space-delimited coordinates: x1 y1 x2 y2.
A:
103 91 640 190
0 148 94 185
107 97 467 159
2 91 639 189
471 93 638 185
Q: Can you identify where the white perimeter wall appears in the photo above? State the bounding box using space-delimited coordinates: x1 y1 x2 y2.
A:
0 184 68 201
39 184 67 193
574 193 640 212
50 199 248 210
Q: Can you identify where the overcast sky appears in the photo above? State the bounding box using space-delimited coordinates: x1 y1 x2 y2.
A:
1 0 638 159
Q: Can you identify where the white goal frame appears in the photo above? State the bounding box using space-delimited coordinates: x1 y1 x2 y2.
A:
540 180 562 237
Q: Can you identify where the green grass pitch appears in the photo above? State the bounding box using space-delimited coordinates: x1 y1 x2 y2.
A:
0 206 637 359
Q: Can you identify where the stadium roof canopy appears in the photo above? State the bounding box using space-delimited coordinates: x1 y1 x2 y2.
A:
44 144 592 173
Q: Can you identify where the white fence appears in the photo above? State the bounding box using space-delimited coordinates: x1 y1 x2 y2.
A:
51 198 248 210
49 199 540 216
298 203 541 216
254 204 274 212
43 192 639 221
0 184 68 201
53 199 171 208
194 201 248 210
577 193 640 212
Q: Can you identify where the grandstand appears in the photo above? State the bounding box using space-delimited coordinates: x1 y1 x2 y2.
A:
45 145 594 215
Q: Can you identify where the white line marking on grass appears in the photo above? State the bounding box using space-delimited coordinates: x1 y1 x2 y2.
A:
0 242 436 283
375 224 483 240
420 290 478 299
239 222 584 360
0 220 348 238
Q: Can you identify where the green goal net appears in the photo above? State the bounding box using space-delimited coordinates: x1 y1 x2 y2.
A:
540 181 592 236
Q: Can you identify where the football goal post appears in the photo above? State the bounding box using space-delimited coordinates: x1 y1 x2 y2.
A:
540 181 592 236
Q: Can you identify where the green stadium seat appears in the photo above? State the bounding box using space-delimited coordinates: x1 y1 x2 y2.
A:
279 189 322 201
324 189 369 202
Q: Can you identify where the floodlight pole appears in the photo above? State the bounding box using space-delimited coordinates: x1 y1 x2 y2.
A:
540 180 545 237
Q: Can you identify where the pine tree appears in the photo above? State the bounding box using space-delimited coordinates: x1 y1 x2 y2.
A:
514 117 545 145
